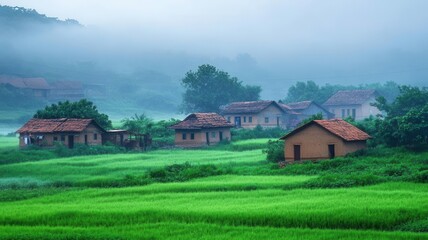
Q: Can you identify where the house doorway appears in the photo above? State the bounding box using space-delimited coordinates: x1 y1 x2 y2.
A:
234 117 241 128
84 135 88 145
206 132 210 145
328 144 335 159
219 131 223 141
68 135 74 149
293 145 301 161
276 117 280 127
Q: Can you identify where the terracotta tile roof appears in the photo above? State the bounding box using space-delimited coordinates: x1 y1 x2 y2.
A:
280 119 370 141
286 101 312 110
221 100 285 114
17 118 105 134
278 103 300 115
171 113 234 130
323 89 377 106
0 76 50 89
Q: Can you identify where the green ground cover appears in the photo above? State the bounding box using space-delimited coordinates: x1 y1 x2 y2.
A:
0 138 427 239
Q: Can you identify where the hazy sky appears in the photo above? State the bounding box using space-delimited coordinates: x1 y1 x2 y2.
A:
3 0 428 57
2 0 428 90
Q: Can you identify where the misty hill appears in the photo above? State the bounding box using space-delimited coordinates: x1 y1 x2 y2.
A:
0 5 81 32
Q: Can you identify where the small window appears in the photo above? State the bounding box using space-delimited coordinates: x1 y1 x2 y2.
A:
352 109 356 119
94 133 98 140
190 133 195 140
61 135 65 141
182 133 187 140
227 116 231 122
53 136 58 141
249 116 252 123
341 109 345 118
211 132 216 138
264 117 269 123
243 116 247 123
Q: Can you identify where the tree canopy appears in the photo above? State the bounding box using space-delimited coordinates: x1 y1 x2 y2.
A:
283 81 400 104
180 64 261 113
34 99 112 130
373 86 428 149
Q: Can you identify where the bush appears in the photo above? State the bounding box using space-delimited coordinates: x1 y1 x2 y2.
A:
231 125 285 141
147 162 223 183
54 143 125 157
414 170 428 183
303 173 382 188
263 140 284 163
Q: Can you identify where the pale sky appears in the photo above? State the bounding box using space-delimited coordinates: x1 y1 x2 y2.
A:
2 0 428 88
2 0 427 58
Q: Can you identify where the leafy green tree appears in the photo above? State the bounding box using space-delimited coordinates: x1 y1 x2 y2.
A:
297 113 324 127
374 86 428 149
121 114 153 134
180 64 261 113
34 99 112 129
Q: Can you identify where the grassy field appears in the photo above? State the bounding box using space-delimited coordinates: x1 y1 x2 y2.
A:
0 138 427 239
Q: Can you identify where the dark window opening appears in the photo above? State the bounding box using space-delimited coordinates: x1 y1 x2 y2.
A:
53 136 58 141
294 145 301 161
243 116 247 123
61 135 65 141
182 133 187 140
94 133 98 140
328 144 335 159
249 117 252 123
85 135 88 145
190 133 195 140
264 117 269 123
352 109 356 119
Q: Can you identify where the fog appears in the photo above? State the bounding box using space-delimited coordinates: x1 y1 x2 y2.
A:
1 0 428 105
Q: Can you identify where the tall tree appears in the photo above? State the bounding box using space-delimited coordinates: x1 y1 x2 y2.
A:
34 99 112 129
180 64 261 113
374 86 428 149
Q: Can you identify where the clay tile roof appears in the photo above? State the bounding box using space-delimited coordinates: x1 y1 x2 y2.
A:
278 103 300 115
221 100 284 114
286 101 312 110
280 119 371 141
171 113 234 130
0 76 50 89
17 118 105 134
323 89 377 106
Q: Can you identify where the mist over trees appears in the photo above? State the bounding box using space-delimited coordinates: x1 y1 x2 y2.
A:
283 81 400 104
180 64 261 113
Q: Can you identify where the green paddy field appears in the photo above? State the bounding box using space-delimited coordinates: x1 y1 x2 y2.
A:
0 136 427 239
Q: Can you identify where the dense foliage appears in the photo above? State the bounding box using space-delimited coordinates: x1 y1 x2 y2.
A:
373 86 428 149
34 99 112 129
283 80 399 104
231 125 285 141
180 64 261 113
263 140 285 163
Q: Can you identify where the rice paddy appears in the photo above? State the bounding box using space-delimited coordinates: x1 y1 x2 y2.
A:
0 137 427 239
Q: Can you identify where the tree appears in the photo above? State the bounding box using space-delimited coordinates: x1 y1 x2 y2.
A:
34 99 112 129
121 114 153 134
374 86 428 149
180 64 261 113
297 113 324 127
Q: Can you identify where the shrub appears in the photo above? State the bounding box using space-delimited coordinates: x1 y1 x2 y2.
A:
414 170 428 183
231 125 285 141
303 173 382 188
263 140 284 163
147 162 223 183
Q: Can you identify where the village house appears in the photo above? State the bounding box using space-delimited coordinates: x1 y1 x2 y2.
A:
0 76 51 98
221 100 291 129
17 118 105 149
170 113 234 147
280 119 370 163
279 101 334 128
323 89 381 120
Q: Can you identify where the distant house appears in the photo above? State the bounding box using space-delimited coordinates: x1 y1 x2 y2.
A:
221 100 291 129
280 119 370 163
323 90 381 120
279 101 334 128
170 113 234 147
0 76 51 98
16 118 105 149
49 81 85 101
